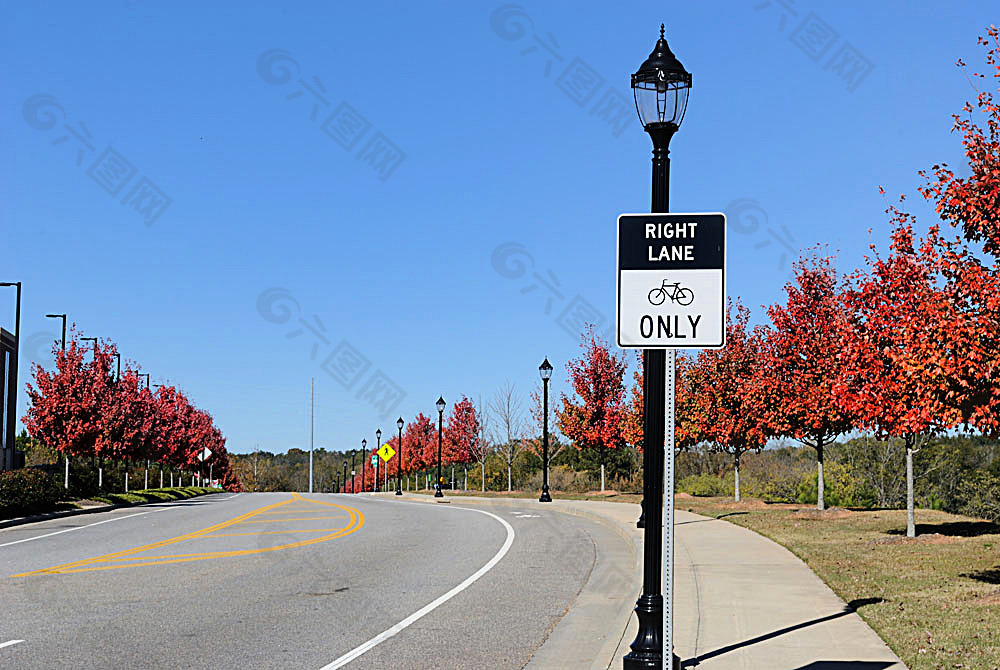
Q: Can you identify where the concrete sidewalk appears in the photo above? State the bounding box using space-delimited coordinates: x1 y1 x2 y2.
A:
673 508 906 669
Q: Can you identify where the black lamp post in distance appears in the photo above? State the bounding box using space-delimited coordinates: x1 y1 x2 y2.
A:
434 396 445 498
80 337 98 360
623 24 691 670
361 439 367 493
538 358 553 503
375 428 382 492
343 460 348 493
395 416 404 495
45 314 67 351
350 451 356 493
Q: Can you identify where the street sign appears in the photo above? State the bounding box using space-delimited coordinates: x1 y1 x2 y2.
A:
377 444 396 462
370 453 378 466
617 213 726 349
199 447 212 462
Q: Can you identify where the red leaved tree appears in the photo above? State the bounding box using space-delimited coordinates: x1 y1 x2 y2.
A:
23 335 107 461
690 302 778 502
840 219 963 536
918 26 1000 433
556 328 627 491
765 253 857 510
445 395 478 489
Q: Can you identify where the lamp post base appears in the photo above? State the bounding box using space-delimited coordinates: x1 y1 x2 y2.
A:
623 594 681 670
434 484 444 498
539 484 552 503
395 487 403 495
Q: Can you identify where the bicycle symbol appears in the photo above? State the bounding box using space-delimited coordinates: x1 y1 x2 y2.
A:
648 279 694 306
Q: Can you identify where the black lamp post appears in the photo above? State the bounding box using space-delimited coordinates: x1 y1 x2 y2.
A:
113 352 121 382
349 453 355 493
375 428 382 492
361 439 367 493
538 358 553 503
0 282 21 471
395 416 404 495
342 460 348 493
45 314 67 351
434 396 445 498
623 24 691 670
137 373 150 390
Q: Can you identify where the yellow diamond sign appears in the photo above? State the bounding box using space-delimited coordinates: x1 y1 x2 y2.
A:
377 444 396 462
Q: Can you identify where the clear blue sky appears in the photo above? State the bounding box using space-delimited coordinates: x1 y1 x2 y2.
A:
2 1 995 454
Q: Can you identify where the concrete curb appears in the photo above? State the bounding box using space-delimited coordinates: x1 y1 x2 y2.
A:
0 489 224 530
399 493 641 669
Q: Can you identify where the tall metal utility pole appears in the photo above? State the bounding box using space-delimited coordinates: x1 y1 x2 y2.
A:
309 378 314 494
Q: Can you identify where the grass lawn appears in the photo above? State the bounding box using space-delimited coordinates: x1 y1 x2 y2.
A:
678 496 1000 669
86 486 220 507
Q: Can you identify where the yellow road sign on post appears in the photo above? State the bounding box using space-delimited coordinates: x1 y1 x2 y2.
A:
377 444 396 462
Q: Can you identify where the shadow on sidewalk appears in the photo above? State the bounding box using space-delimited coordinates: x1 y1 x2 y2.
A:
676 512 748 526
792 663 896 669
680 598 885 668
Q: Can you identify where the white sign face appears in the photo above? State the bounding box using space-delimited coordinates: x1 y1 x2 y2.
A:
199 447 212 462
617 213 727 349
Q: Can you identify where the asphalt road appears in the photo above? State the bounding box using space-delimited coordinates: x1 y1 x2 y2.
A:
0 492 611 669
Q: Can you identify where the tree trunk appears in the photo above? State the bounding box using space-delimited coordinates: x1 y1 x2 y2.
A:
507 463 512 492
600 445 606 492
906 434 916 538
481 460 485 492
816 440 825 511
734 451 741 503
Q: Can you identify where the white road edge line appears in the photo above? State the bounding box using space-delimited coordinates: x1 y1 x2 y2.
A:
0 640 25 649
0 512 150 548
318 502 515 670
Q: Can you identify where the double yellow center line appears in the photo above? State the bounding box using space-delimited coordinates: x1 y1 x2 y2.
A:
14 494 364 577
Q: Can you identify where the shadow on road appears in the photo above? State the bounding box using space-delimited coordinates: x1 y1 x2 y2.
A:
885 520 1000 537
680 598 885 668
792 663 896 669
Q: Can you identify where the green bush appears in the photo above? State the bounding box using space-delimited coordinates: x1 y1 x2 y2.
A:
957 472 1000 522
0 468 67 517
678 473 731 497
795 462 868 507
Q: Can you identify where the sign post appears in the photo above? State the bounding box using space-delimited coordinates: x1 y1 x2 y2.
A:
618 212 726 669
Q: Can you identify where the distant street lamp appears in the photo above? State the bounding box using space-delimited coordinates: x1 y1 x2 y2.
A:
395 416 404 495
375 428 382 492
623 24 692 670
361 439 367 493
80 337 98 360
350 451 356 493
343 460 348 493
0 281 21 471
113 352 121 381
435 397 446 498
538 358 553 503
45 313 67 351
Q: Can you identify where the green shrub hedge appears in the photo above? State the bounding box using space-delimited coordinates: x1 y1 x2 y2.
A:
0 468 67 517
